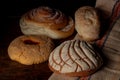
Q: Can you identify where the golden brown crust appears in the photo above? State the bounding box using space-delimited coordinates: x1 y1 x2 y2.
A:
75 6 100 42
48 64 98 77
8 35 54 65
22 6 68 29
48 40 103 77
20 6 75 39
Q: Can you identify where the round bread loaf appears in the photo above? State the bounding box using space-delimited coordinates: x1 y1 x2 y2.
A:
48 40 103 77
20 6 75 39
8 35 54 65
75 6 100 42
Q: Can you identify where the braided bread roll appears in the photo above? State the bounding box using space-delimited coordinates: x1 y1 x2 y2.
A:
20 6 75 39
48 40 103 77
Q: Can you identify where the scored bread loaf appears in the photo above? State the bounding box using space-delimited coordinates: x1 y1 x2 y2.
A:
20 6 75 39
48 40 103 77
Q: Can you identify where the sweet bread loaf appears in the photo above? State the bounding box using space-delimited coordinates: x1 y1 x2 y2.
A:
75 6 100 42
48 40 103 77
20 6 75 39
8 35 54 65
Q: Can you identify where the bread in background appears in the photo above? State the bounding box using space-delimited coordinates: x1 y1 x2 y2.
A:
19 6 75 39
75 6 101 43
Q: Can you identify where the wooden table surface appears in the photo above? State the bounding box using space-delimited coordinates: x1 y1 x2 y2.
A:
0 1 95 79
0 17 53 80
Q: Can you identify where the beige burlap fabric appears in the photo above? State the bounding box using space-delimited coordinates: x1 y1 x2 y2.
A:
48 0 120 80
82 0 120 80
95 0 120 71
89 14 120 80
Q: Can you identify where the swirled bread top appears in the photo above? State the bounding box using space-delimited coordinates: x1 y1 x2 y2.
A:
20 6 68 30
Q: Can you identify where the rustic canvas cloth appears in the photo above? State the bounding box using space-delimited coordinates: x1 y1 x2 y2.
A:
48 0 120 80
95 0 120 47
89 16 120 80
81 0 120 79
95 0 120 71
48 73 79 80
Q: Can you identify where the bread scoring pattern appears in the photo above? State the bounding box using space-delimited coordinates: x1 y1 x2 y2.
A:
20 6 75 39
21 6 68 29
49 40 103 73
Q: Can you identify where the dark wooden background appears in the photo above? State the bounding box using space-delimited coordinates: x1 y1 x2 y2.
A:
3 0 96 16
1 0 96 80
